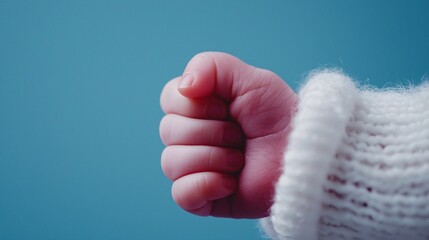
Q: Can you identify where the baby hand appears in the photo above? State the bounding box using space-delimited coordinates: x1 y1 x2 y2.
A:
160 52 297 218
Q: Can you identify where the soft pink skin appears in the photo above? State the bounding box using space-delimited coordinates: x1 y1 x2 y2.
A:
160 52 298 218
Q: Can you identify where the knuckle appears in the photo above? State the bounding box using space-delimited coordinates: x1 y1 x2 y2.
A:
159 115 172 145
160 148 172 179
171 183 186 208
197 174 210 196
193 51 212 60
188 51 219 67
160 77 179 113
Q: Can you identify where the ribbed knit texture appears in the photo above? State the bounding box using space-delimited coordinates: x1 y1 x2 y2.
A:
261 71 429 240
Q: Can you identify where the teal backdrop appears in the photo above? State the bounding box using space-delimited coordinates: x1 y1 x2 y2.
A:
1 1 428 239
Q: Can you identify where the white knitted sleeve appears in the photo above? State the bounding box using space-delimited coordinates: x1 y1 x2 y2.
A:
260 71 429 240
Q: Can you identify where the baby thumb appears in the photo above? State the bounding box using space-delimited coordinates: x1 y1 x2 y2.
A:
177 53 217 98
177 52 251 99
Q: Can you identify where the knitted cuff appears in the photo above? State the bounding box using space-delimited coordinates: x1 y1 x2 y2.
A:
260 71 358 240
261 71 429 240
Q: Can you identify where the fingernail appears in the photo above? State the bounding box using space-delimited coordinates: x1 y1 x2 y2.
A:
179 73 194 89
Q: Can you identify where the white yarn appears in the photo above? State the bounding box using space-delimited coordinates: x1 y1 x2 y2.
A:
260 71 429 240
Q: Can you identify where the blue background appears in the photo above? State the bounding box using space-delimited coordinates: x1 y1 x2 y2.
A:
1 1 428 239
